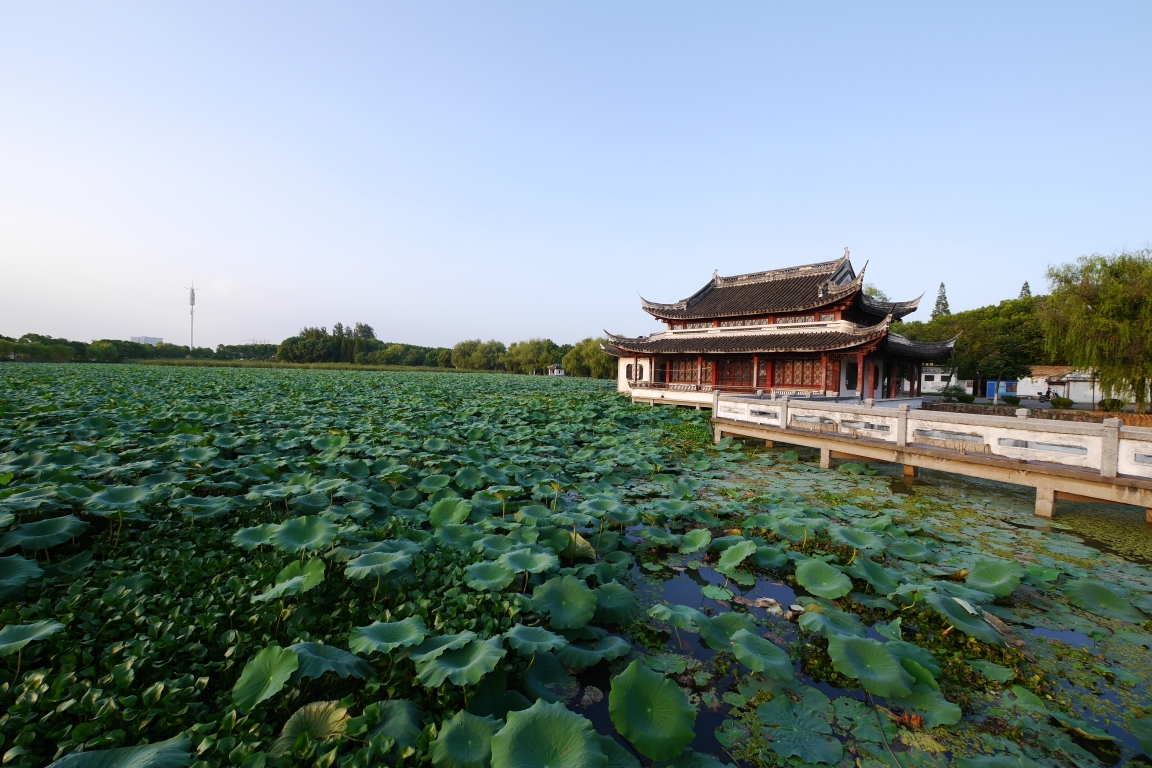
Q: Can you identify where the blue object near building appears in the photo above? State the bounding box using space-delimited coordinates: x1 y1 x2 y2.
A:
986 381 1019 398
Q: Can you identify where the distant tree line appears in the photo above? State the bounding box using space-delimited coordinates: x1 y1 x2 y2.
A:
3 322 617 379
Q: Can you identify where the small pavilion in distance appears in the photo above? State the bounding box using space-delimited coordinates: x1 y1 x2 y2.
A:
604 252 956 408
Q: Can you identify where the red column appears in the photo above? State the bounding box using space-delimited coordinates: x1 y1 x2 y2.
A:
697 355 703 389
766 358 775 392
752 355 760 391
856 353 865 398
820 353 828 394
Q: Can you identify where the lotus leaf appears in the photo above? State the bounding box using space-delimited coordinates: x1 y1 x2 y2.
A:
532 575 597 629
752 546 789 569
0 619 63 656
700 585 733 601
410 631 479 663
465 561 516 591
794 558 853 599
966 659 1015 683
640 527 680 547
176 446 218 463
232 645 300 711
48 735 192 768
0 553 42 588
233 524 278 550
597 736 640 768
886 540 933 562
593 582 641 624
491 699 606 768
924 593 1002 644
454 466 485 490
253 558 325 601
846 557 899 594
826 635 914 698
608 661 696 760
271 515 337 553
797 607 865 638
436 524 485 552
311 434 350 452
886 640 941 678
345 551 413 580
755 695 842 765
348 616 429 654
1062 578 1146 622
555 635 631 668
1 515 88 551
965 558 1025 598
1129 716 1152 756
698 612 756 650
716 540 757 573
430 498 473 527
289 642 375 682
503 624 568 655
86 486 153 511
956 758 1044 768
418 474 453 493
432 711 502 768
367 699 425 749
678 529 711 554
730 629 793 679
416 637 506 687
647 603 706 631
830 526 885 551
888 685 963 728
270 700 349 756
520 651 579 704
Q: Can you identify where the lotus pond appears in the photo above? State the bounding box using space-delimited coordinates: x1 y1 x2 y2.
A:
2 365 1152 768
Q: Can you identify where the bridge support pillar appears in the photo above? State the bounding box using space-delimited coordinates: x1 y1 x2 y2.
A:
764 440 774 448
820 447 832 469
1147 508 1152 524
713 425 723 444
903 465 918 478
1035 486 1056 518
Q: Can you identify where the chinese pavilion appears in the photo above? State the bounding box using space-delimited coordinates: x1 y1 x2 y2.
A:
604 253 956 405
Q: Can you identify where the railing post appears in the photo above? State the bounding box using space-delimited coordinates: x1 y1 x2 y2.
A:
780 395 790 430
712 389 720 413
1101 417 1120 478
896 404 908 447
1016 408 1029 420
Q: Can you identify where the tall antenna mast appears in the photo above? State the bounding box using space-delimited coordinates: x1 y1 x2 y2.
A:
186 282 197 356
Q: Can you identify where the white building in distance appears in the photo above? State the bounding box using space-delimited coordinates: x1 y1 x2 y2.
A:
130 336 163 346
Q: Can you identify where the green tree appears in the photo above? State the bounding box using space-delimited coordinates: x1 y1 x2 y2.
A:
1019 281 1032 299
1043 249 1152 412
932 283 951 318
863 284 890 302
504 339 562 374
562 338 617 379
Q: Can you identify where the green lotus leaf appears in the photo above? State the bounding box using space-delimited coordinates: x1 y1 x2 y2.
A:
794 559 853 599
652 499 694 517
597 735 640 768
430 498 473 527
410 631 479 663
476 535 516 558
924 593 1003 644
253 558 325 601
392 488 423 508
730 629 794 680
176 446 218 463
289 642 375 683
312 434 350 453
232 645 300 711
503 624 569 656
0 619 63 656
700 584 733 601
345 551 413 580
956 758 1044 768
698 612 756 650
756 695 843 765
436 524 485 552
555 636 631 669
1128 716 1152 757
594 582 641 624
0 553 43 588
432 710 502 768
647 603 706 631
348 616 429 654
532 575 597 629
288 491 332 515
716 540 757 573
678 529 711 554
233 524 278 550
640 527 680 548
845 557 900 594
271 515 338 553
797 607 865 638
966 659 1015 683
608 660 696 760
48 734 192 768
829 526 885 551
520 651 579 704
499 548 559 574
886 540 934 562
1 515 88 551
888 685 963 728
417 474 453 494
886 640 941 678
465 561 516 591
579 498 625 517
491 699 606 768
752 546 789 569
1062 578 1146 622
825 635 914 698
454 466 485 491
416 637 506 687
965 558 1025 598
366 699 425 750
270 700 349 756
86 486 154 511
1025 563 1060 584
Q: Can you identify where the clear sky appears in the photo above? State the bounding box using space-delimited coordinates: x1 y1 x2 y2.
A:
2 3 1149 349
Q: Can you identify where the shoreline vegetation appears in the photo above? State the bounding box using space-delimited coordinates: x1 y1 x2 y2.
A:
134 359 518 374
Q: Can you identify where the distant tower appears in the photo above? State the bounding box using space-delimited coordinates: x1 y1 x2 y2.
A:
186 283 197 355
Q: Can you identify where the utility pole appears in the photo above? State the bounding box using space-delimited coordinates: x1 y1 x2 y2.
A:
186 283 197 357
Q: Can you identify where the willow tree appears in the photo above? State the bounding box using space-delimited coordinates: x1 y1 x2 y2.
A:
1043 249 1152 412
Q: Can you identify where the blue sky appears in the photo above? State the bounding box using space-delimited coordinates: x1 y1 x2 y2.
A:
2 3 1149 348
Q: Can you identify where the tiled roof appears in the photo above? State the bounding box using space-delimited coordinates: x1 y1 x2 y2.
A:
641 256 864 320
883 333 959 361
1026 365 1077 379
860 293 922 321
607 323 890 356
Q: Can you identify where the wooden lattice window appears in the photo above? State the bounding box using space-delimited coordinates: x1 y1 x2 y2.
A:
773 358 820 387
